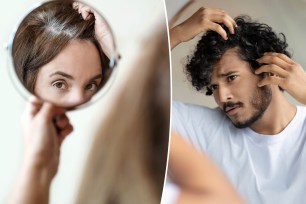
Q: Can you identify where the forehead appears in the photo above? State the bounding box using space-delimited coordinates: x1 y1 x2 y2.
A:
40 39 102 77
211 48 252 80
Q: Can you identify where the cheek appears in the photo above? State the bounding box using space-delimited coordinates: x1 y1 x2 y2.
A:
234 77 258 96
213 93 222 107
34 72 44 94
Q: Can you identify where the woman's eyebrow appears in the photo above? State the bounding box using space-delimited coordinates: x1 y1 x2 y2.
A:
49 71 74 79
89 74 103 81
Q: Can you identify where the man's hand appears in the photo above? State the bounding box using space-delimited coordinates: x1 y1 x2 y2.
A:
170 7 237 49
256 52 306 104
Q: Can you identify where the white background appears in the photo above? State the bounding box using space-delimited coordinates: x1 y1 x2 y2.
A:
0 0 167 203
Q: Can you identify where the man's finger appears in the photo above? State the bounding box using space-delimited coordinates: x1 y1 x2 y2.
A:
207 21 227 40
257 54 292 70
258 75 286 88
255 64 288 78
210 14 236 34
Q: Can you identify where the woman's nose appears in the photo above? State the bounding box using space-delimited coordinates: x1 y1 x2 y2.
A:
66 89 90 108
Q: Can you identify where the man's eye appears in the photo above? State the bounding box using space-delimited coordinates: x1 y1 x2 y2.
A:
85 83 98 91
52 81 67 90
210 84 219 91
227 75 237 82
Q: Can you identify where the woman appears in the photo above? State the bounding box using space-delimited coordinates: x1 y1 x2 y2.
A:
13 0 112 108
8 7 170 204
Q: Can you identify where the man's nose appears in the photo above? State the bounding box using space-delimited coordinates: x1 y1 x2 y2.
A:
216 85 233 104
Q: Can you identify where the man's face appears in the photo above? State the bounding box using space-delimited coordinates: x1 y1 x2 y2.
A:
208 48 272 128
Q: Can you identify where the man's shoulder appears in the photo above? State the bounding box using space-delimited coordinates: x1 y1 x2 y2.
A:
296 105 306 121
172 100 227 128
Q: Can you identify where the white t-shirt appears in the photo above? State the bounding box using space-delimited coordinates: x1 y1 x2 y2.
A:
166 101 306 204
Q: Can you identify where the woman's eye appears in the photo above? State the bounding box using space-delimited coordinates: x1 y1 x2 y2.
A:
85 83 98 91
228 75 237 82
52 81 67 90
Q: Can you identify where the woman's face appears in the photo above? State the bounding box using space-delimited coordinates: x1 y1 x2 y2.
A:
34 39 103 108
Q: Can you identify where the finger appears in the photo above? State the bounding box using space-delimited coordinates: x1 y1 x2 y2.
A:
37 102 56 123
80 6 93 20
255 64 288 78
205 8 237 27
72 2 79 10
77 3 85 14
207 21 227 40
209 14 236 34
257 75 286 88
24 96 43 119
59 125 73 145
257 54 292 70
54 114 70 129
264 52 295 65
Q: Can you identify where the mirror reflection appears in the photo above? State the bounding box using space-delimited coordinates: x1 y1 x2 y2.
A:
10 0 116 109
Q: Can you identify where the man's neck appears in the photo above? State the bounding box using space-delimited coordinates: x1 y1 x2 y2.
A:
250 89 297 135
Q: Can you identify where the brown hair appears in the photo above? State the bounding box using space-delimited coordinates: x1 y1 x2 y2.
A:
12 0 110 93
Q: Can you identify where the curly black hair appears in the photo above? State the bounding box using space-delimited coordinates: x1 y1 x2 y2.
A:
185 15 291 95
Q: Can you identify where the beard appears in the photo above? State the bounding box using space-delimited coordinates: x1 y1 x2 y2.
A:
225 85 272 128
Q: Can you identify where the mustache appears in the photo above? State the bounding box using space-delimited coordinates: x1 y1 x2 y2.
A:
223 101 243 112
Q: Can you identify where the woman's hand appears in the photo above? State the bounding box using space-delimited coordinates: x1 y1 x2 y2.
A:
170 7 237 49
22 97 73 177
9 97 73 204
73 2 114 59
256 52 306 105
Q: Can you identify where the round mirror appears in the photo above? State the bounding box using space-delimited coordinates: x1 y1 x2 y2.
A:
7 0 118 110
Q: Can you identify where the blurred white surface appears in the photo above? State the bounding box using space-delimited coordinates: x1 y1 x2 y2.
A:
169 0 306 107
0 0 167 203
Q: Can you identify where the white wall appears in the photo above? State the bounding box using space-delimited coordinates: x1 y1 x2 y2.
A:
170 0 306 107
0 0 167 203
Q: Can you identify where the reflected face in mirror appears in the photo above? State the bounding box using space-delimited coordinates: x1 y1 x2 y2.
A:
12 0 115 109
35 40 103 107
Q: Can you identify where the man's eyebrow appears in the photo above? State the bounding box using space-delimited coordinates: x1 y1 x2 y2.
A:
217 71 238 78
208 71 239 86
49 71 74 79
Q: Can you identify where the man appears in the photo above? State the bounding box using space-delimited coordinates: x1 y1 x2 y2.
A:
169 6 306 204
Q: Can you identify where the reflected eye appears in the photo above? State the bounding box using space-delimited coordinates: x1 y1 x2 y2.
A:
85 82 98 91
52 81 68 90
227 75 237 82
